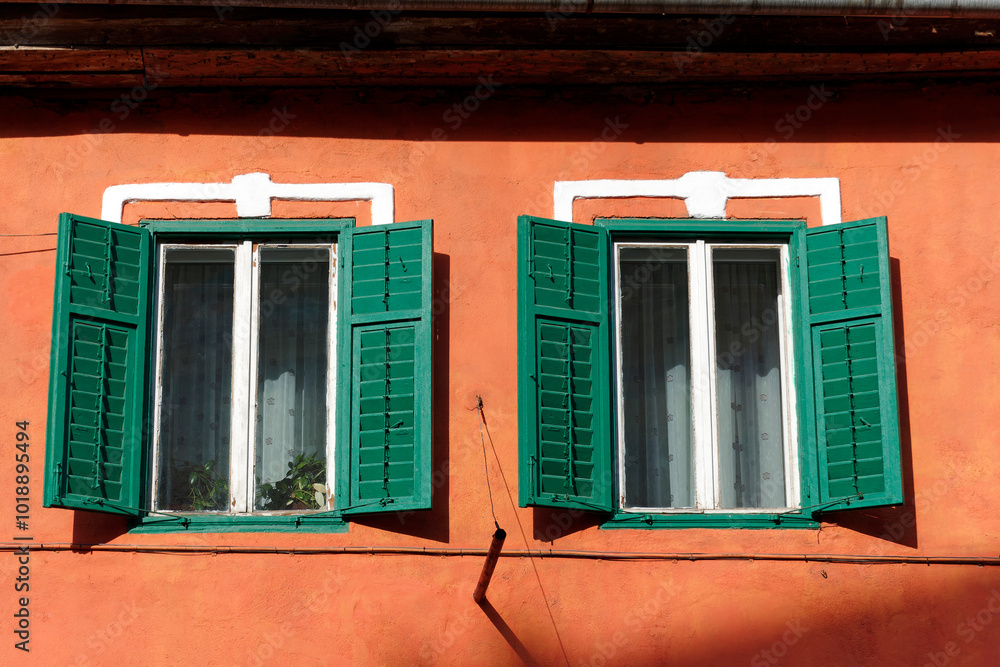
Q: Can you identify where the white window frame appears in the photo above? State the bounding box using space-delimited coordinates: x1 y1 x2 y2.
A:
613 239 800 514
150 240 338 514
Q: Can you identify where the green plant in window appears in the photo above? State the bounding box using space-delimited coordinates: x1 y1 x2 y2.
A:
256 453 327 511
187 459 228 511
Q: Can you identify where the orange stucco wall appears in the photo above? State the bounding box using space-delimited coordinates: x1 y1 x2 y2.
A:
2 80 1000 666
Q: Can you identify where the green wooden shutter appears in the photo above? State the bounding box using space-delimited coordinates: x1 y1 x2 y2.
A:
43 213 151 516
517 215 613 512
337 220 433 515
803 216 903 512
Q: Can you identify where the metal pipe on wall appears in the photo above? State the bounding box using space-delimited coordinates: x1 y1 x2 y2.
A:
473 528 508 603
4 542 1000 567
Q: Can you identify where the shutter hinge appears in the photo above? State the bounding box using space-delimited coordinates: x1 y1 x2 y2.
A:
564 227 574 306
839 228 848 307
382 228 391 308
527 223 536 279
102 224 112 304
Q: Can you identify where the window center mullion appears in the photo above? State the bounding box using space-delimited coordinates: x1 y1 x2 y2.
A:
704 243 723 510
229 240 255 514
689 240 716 510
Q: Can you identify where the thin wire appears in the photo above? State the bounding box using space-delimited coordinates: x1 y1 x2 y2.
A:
81 499 187 522
776 492 864 516
0 248 56 256
477 395 571 667
474 395 500 531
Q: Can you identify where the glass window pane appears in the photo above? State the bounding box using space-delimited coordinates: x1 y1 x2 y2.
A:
157 248 235 512
619 247 693 509
713 247 787 509
254 247 330 511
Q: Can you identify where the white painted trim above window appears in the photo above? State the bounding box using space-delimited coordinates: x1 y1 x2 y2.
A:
553 171 842 226
101 173 395 225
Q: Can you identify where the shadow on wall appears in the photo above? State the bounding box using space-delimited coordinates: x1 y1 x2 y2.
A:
469 557 1000 666
71 511 129 547
825 257 916 549
1 82 992 148
532 507 606 543
347 251 452 543
477 597 539 666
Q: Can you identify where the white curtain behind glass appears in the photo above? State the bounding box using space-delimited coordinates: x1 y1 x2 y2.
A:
253 249 329 508
619 247 693 508
157 250 235 511
713 249 786 508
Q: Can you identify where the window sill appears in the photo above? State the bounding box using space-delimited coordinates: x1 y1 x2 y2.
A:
128 513 350 533
600 511 819 530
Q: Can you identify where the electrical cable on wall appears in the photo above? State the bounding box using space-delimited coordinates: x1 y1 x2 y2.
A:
0 232 58 256
475 395 500 531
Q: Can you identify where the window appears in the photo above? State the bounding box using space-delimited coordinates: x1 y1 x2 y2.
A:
616 241 798 512
153 243 335 513
517 215 903 528
43 214 434 531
